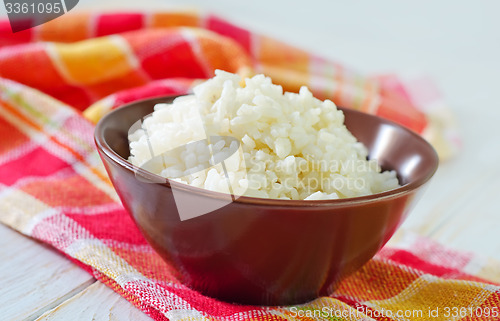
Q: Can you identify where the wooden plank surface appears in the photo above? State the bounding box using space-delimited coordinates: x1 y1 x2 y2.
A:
1 0 499 319
36 282 151 321
401 102 500 260
0 225 94 321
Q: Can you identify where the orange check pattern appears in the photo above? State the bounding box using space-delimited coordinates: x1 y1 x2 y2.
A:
0 11 459 159
0 11 483 321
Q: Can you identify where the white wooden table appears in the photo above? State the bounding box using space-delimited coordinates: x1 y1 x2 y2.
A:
1 0 500 319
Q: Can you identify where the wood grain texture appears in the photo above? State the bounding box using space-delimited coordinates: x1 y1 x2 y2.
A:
0 224 94 321
1 0 499 319
36 282 152 321
409 106 500 260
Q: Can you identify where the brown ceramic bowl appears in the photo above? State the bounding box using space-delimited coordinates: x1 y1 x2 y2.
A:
95 96 438 306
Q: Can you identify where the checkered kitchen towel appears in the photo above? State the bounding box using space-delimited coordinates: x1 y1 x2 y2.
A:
0 10 460 159
1 11 492 321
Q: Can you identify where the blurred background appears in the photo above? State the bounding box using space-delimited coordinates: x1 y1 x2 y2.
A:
74 0 500 110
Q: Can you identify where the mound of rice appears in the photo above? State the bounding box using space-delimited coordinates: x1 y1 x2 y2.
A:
128 70 399 200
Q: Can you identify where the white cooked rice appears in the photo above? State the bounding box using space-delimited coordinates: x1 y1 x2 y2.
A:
128 70 400 200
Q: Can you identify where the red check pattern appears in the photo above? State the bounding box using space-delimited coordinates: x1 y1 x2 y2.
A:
0 11 485 321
